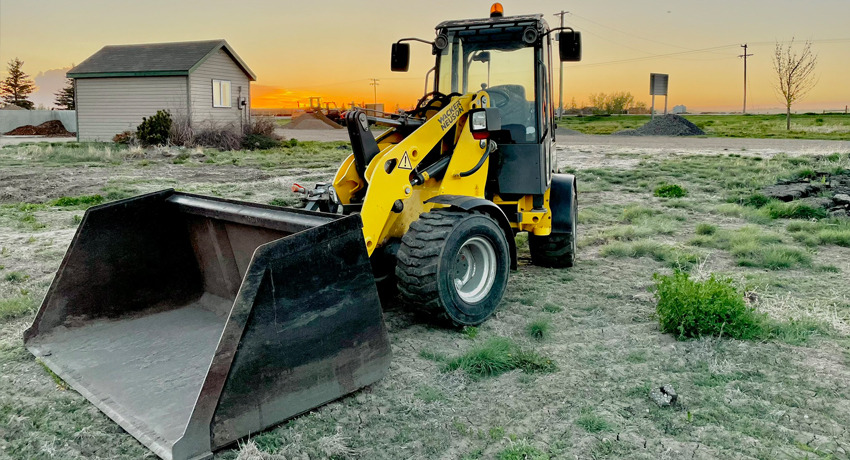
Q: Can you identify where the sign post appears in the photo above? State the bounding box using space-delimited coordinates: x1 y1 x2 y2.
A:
649 73 669 119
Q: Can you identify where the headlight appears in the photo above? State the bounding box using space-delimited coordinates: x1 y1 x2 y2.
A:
471 110 488 131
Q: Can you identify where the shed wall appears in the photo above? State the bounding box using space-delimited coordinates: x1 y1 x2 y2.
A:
76 76 188 141
189 49 251 131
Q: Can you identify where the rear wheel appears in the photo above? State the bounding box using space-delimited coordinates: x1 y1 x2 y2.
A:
529 186 577 268
396 209 510 326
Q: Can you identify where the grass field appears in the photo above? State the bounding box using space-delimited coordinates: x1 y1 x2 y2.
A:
1 140 849 459
559 113 850 140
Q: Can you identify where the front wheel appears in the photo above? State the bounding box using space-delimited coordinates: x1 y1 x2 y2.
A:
396 209 510 326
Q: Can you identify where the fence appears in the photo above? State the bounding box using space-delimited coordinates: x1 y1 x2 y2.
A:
0 110 76 134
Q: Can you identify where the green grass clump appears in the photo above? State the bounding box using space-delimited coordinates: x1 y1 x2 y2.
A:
526 319 551 341
497 442 549 460
740 193 772 208
600 240 699 269
462 326 479 340
695 223 717 235
654 271 764 340
443 337 556 380
575 409 612 433
787 219 850 247
690 226 811 269
763 201 828 220
49 194 105 208
622 205 657 222
5 271 28 283
654 183 688 198
0 296 35 320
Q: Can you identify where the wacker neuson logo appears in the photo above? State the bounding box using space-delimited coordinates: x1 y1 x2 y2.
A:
438 101 463 131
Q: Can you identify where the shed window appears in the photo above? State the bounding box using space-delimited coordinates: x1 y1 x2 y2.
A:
212 80 231 108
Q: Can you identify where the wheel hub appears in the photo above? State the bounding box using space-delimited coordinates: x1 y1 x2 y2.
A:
452 236 497 303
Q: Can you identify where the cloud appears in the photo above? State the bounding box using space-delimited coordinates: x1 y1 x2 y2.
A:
31 67 71 109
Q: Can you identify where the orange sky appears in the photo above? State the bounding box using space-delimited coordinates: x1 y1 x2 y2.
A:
2 1 849 112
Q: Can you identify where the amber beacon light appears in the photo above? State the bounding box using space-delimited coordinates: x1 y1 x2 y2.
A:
490 3 504 17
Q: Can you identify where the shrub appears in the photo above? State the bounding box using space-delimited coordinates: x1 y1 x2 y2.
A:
654 183 688 198
244 116 279 138
193 126 242 151
242 133 280 150
169 113 194 147
136 110 172 146
112 130 135 145
654 271 764 340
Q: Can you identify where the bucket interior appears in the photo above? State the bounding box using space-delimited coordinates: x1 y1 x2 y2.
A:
25 191 350 457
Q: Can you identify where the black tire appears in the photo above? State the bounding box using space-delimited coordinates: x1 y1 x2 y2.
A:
396 209 510 326
529 187 577 268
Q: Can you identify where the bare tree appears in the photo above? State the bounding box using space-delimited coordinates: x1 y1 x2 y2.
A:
773 38 817 130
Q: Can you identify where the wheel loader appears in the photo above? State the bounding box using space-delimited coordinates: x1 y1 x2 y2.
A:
24 5 581 460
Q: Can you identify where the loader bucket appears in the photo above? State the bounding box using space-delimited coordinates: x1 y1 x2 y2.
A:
24 190 391 460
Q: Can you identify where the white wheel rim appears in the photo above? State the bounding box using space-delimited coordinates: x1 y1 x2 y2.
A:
452 236 497 303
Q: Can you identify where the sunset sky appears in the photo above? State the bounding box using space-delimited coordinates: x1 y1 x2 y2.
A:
1 0 849 112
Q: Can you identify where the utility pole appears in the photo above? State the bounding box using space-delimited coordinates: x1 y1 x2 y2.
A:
554 10 569 119
369 78 380 105
739 44 753 114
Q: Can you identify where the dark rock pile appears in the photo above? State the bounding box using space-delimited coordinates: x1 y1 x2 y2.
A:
763 171 850 217
613 114 705 137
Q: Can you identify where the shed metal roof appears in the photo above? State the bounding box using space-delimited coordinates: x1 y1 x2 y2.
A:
68 40 256 80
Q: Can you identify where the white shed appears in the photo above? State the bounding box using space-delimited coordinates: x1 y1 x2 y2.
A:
68 40 256 141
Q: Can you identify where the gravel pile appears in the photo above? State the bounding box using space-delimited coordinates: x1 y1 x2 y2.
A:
4 120 75 137
284 112 343 130
613 114 705 137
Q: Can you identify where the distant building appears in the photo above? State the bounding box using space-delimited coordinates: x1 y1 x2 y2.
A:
69 40 256 141
672 105 687 114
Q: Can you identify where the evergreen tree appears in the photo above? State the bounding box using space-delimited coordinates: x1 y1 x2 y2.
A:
55 78 75 110
0 58 36 109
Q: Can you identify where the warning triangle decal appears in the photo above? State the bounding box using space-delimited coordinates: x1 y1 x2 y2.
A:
399 152 413 170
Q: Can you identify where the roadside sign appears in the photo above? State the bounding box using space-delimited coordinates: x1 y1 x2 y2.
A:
650 73 669 96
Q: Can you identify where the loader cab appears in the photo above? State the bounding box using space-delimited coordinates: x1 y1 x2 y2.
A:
429 13 580 197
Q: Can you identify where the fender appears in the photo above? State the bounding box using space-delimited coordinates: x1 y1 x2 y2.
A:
550 173 577 234
425 195 518 270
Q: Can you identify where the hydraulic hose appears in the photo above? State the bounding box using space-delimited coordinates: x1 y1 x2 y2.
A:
457 140 496 178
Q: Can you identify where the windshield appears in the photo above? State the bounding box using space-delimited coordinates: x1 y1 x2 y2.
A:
437 33 538 143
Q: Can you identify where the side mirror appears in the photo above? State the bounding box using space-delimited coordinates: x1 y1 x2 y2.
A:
558 31 581 62
391 43 410 72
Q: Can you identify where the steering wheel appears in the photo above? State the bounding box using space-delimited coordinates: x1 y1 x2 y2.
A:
485 87 510 109
412 91 461 117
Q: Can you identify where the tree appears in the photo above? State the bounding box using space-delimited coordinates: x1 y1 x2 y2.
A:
588 91 635 115
0 58 36 109
55 78 75 110
773 38 817 130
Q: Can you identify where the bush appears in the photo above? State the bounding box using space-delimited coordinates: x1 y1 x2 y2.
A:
193 126 242 150
245 116 279 138
763 201 828 219
169 113 194 147
136 110 172 146
741 193 771 208
50 195 104 208
654 271 764 340
112 130 135 145
242 133 280 150
654 183 688 198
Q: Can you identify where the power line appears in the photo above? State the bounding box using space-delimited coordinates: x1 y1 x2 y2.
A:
369 78 380 104
739 44 753 114
554 10 569 118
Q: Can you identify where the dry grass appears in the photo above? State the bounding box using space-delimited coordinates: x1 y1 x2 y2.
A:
0 141 849 459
